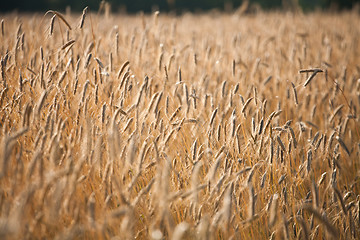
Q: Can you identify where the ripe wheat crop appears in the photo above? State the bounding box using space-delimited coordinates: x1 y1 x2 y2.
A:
0 7 359 239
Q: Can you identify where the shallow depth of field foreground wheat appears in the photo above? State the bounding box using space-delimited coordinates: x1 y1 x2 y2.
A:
0 7 360 239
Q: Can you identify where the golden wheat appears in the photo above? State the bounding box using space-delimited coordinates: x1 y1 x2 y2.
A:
0 7 359 240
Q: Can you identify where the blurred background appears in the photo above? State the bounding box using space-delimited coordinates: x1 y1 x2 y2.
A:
1 0 359 13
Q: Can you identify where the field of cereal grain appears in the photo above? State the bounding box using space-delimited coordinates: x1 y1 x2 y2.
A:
0 8 359 239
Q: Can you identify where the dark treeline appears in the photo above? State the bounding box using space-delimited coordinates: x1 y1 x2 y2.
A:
1 0 359 13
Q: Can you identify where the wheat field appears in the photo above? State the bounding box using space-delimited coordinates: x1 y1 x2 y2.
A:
0 8 359 239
